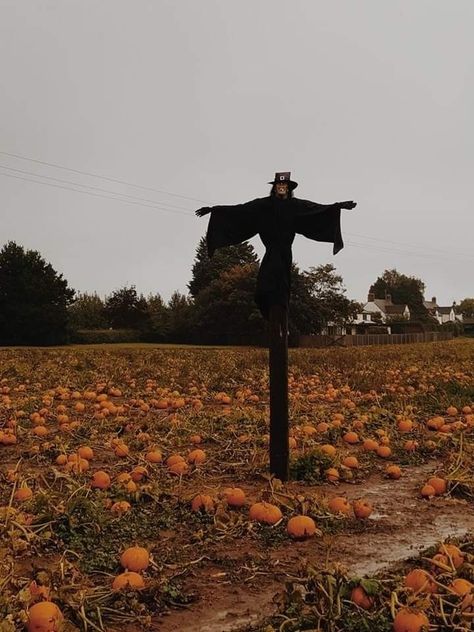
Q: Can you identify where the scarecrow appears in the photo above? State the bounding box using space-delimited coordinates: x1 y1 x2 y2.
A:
195 172 356 318
196 172 356 480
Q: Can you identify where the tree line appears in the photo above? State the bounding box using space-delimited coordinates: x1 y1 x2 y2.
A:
0 240 472 346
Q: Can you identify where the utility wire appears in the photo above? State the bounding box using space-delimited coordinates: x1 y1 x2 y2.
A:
345 241 473 263
346 231 472 259
0 164 195 213
0 171 193 217
1 151 472 261
3 169 469 265
0 149 207 204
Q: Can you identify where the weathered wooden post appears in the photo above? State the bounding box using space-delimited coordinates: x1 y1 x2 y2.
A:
269 303 289 480
195 171 355 481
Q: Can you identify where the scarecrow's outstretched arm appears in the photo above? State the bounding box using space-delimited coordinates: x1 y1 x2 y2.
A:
195 198 264 257
295 199 356 216
294 199 356 256
195 198 263 217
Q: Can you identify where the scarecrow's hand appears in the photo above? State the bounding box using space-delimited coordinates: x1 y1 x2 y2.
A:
340 200 357 210
195 207 212 217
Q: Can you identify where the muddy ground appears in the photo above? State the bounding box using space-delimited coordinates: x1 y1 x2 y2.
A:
142 462 473 632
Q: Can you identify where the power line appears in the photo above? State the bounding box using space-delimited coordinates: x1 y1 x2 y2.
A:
346 231 472 259
1 151 472 261
345 241 473 264
0 171 193 216
0 164 195 213
0 149 207 204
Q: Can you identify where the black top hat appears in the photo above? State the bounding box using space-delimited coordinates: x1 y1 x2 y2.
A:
268 171 298 190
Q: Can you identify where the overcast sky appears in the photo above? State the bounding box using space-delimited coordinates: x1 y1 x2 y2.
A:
1 0 473 306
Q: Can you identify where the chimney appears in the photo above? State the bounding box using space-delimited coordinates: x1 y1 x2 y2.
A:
385 292 392 304
432 296 436 304
367 292 375 302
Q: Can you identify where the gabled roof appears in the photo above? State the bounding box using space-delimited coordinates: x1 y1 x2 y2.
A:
385 304 408 315
368 298 409 314
438 306 455 315
424 300 437 311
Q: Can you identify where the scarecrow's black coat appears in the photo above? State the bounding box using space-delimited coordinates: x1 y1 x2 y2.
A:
199 196 344 319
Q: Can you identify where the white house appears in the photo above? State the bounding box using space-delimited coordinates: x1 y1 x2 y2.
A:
323 293 410 336
352 293 410 326
423 296 460 324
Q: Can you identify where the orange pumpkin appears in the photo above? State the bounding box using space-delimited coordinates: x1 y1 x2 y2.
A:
191 494 215 513
429 553 450 574
439 543 464 569
14 486 33 502
420 484 436 498
316 422 329 433
111 501 131 514
343 431 359 444
120 546 150 572
352 499 372 520
168 460 189 475
362 438 379 452
287 515 316 538
320 444 336 457
397 419 413 433
386 465 402 479
376 445 392 458
114 443 129 457
404 569 437 594
166 454 185 467
328 496 351 516
426 477 447 495
351 585 373 609
249 501 283 525
342 456 359 469
325 467 340 482
188 449 206 464
449 578 473 596
27 601 63 632
393 608 429 632
223 487 246 507
145 449 162 463
130 466 148 482
112 571 145 591
91 471 111 490
77 446 94 460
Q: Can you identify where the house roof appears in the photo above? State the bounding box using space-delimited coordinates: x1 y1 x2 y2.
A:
385 304 408 315
438 306 454 314
369 299 409 314
424 300 437 311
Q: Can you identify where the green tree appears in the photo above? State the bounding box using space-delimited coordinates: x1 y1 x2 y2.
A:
140 293 170 342
188 237 258 298
369 269 432 322
0 241 75 345
458 298 474 318
291 263 360 335
68 292 107 330
104 286 148 329
167 291 194 343
193 263 264 344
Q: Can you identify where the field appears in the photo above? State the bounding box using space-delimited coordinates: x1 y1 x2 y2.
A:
0 339 473 631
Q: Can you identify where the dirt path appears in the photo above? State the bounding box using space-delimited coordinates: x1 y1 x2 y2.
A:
143 463 473 632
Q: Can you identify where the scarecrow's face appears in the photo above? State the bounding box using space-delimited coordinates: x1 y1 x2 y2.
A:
275 182 289 198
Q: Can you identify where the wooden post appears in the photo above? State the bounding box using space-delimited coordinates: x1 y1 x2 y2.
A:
269 303 289 481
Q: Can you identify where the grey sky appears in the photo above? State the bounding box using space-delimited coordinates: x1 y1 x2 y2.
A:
1 0 473 307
